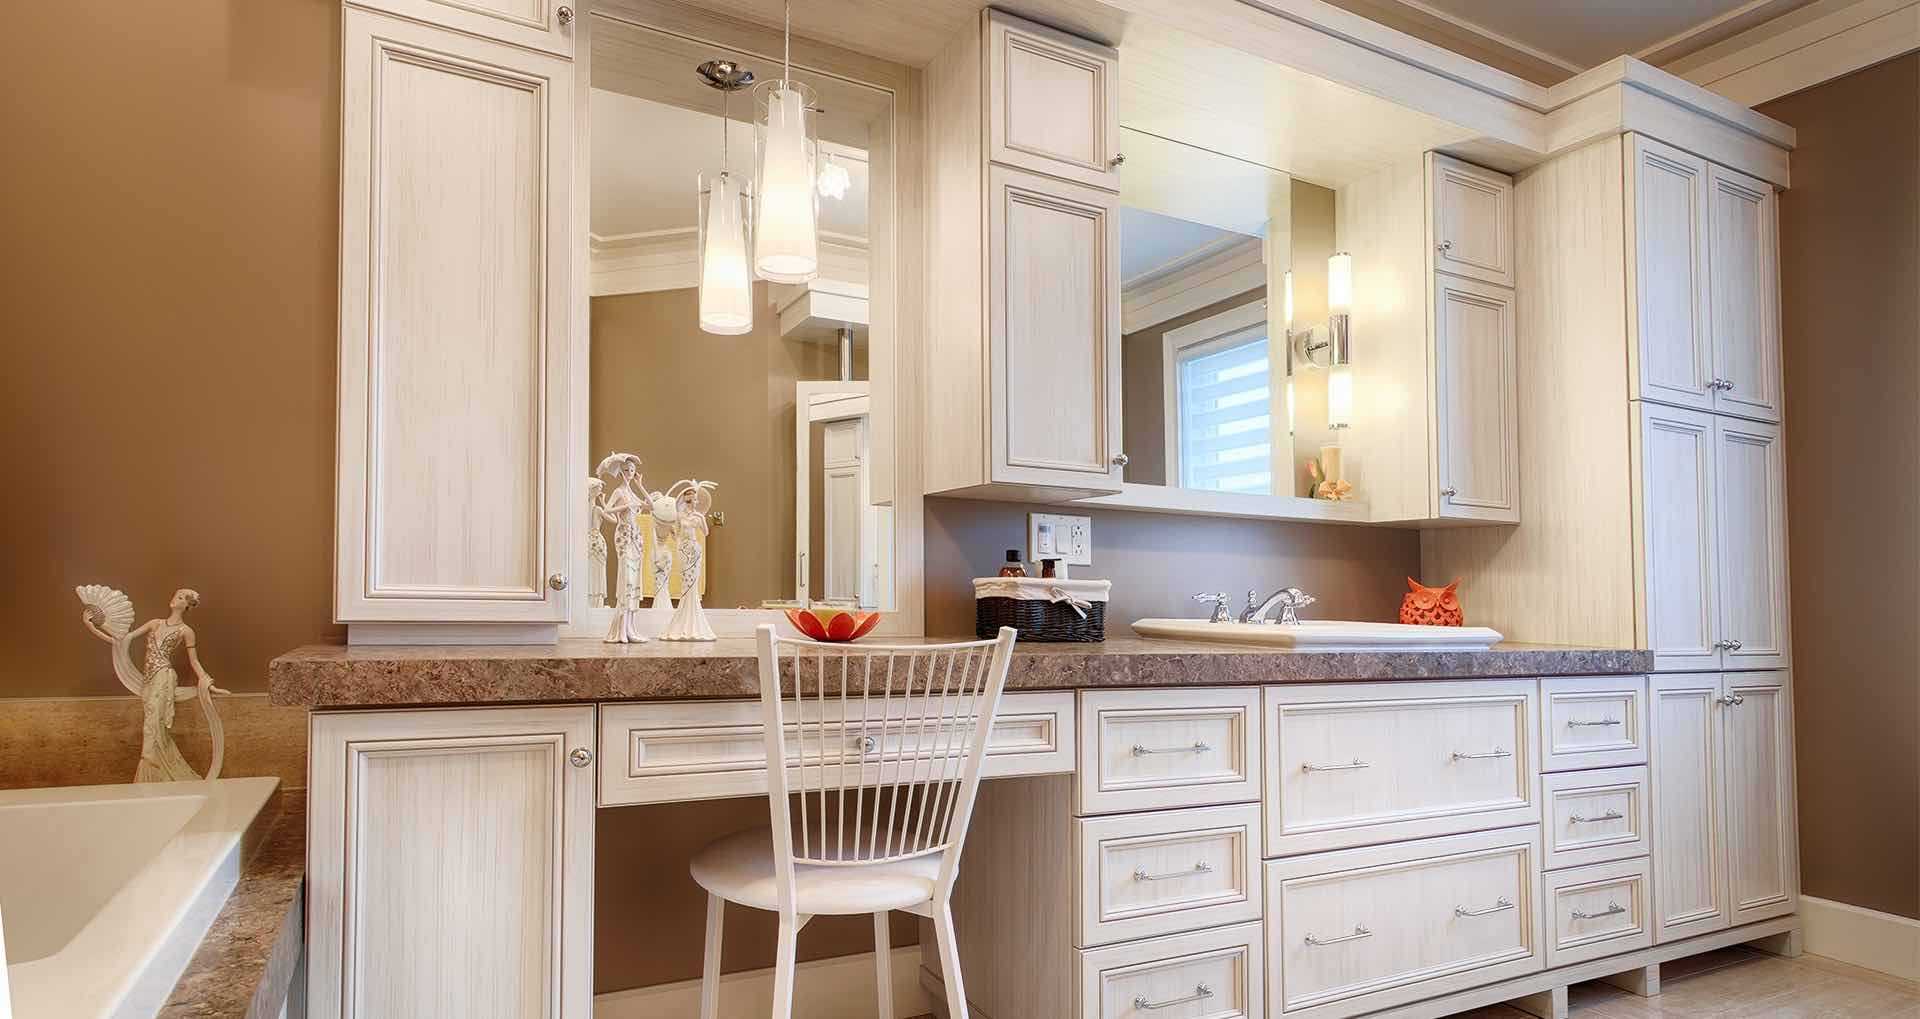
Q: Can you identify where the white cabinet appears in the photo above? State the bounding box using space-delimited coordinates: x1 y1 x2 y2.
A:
1649 671 1798 943
1626 135 1714 412
1433 274 1519 522
1430 153 1515 287
335 8 573 630
351 0 576 57
1708 164 1783 422
307 706 596 1019
986 10 1119 191
1714 418 1788 669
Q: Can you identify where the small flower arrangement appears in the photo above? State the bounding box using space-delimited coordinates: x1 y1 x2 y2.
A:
1306 458 1355 501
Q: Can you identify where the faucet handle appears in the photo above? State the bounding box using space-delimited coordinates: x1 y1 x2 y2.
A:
1193 592 1232 623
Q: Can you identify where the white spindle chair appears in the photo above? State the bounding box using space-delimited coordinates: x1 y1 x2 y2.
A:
690 624 1018 1019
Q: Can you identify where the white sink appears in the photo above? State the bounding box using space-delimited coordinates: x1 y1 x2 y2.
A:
1131 618 1503 651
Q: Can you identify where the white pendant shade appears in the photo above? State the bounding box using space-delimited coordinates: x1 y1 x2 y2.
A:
753 83 819 283
698 173 753 335
1327 363 1354 428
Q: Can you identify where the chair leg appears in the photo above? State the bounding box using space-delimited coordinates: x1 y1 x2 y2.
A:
772 910 801 1019
873 911 895 1019
699 893 724 1019
932 900 968 1019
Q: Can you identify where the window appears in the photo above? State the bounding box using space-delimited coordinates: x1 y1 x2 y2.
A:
1165 302 1273 494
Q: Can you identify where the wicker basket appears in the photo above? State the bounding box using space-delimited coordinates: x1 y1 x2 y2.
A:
973 577 1111 642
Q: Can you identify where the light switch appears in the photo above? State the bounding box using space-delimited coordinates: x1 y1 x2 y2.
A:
1027 513 1093 566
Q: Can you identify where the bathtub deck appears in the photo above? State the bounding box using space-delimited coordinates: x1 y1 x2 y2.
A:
159 794 305 1018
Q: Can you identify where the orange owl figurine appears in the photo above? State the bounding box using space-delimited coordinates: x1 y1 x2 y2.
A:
1399 578 1464 627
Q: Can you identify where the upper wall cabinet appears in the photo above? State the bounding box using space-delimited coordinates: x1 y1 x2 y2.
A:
1433 274 1519 521
1429 154 1514 287
986 11 1119 191
1707 164 1783 422
336 7 573 631
352 0 577 57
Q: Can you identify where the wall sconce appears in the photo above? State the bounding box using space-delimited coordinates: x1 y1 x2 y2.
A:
1292 252 1356 429
1283 270 1296 435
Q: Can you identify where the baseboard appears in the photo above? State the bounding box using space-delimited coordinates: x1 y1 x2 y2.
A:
593 946 933 1019
1800 895 1920 981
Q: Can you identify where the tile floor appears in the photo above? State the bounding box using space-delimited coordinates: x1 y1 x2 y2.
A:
1450 947 1920 1018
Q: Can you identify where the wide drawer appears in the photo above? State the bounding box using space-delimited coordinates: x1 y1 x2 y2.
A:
1542 766 1650 870
1075 803 1261 947
1541 676 1649 771
1079 688 1261 815
1265 827 1544 1018
1544 858 1653 967
596 691 1074 806
1264 681 1539 856
1076 922 1263 1019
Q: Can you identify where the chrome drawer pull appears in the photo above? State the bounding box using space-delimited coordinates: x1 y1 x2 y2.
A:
1566 717 1621 727
1451 748 1513 761
1301 758 1371 772
1569 809 1625 824
1133 741 1210 757
1572 901 1627 921
1455 897 1516 918
1304 926 1372 946
1134 861 1212 883
1133 984 1212 1010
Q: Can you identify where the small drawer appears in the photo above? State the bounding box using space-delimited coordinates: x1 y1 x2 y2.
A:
1265 681 1539 856
1075 803 1261 947
1077 922 1263 1019
1266 827 1543 1018
1545 858 1653 967
1541 676 1648 771
1542 766 1649 870
1079 688 1261 815
597 691 1075 806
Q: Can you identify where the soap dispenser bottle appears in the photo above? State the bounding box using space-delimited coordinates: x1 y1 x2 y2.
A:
998 550 1026 578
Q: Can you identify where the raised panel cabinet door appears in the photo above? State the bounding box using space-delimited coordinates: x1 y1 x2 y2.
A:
307 706 596 1019
1433 274 1519 522
351 0 575 57
1428 153 1514 287
1634 403 1721 671
1626 135 1714 411
1722 670 1799 925
1708 165 1783 422
986 10 1119 191
1648 674 1730 942
1714 418 1789 670
988 164 1123 492
337 10 573 623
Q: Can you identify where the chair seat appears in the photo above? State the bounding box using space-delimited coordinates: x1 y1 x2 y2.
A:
691 826 941 916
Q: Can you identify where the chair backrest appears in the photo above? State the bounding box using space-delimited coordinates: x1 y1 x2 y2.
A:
755 624 1018 909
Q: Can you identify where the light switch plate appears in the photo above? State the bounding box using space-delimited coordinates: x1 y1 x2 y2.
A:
1027 513 1093 566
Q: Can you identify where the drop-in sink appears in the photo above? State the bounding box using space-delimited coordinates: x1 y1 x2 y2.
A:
1131 618 1503 651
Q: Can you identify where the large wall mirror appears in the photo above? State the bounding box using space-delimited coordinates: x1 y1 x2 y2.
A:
582 13 900 622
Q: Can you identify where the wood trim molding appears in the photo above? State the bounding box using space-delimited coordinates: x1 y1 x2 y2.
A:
1665 0 1920 106
1121 234 1265 334
1799 895 1920 982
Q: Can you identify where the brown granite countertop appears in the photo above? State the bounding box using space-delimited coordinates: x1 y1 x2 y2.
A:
270 635 1652 708
160 795 305 1018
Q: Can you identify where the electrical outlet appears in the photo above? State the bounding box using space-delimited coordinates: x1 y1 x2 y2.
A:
1028 513 1093 566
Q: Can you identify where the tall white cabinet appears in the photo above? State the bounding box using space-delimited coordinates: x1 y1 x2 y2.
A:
335 3 575 637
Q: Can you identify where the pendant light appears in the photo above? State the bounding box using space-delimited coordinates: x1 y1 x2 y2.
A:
696 60 755 335
751 0 820 283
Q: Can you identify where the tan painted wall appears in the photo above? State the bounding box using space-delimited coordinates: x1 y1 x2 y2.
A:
1759 56 1920 921
1120 287 1267 487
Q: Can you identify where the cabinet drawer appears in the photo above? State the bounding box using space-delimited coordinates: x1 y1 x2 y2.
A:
1541 676 1648 771
1542 766 1649 870
986 10 1118 190
1075 804 1261 947
596 691 1074 806
1079 688 1261 814
1545 858 1653 967
1077 922 1263 1019
1264 681 1538 856
1266 827 1543 1018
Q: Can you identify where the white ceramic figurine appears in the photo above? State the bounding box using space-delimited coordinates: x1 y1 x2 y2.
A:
645 488 678 612
77 585 231 782
659 479 719 641
595 453 650 643
586 477 609 609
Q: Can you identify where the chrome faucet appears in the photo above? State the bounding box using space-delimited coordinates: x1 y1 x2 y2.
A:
1240 587 1317 625
1193 592 1233 623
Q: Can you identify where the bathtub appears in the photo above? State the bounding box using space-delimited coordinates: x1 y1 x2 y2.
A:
0 777 279 1019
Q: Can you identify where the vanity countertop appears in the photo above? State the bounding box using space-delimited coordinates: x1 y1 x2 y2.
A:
269 635 1652 708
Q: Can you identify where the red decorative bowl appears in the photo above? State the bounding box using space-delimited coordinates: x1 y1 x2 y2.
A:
785 607 882 643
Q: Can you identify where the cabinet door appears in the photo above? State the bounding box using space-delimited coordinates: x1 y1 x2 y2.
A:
1433 275 1519 522
1715 418 1788 670
308 706 596 1019
1722 671 1798 925
337 10 573 623
1626 136 1714 411
986 10 1119 191
1428 154 1514 287
988 164 1123 492
1648 674 1729 942
1708 165 1783 422
1635 403 1721 671
352 0 575 57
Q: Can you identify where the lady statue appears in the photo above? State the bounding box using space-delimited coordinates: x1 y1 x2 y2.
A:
595 453 650 643
586 477 609 608
77 585 230 782
659 479 718 641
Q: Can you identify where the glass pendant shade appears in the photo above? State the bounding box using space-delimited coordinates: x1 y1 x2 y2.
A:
1327 363 1354 428
697 172 753 335
752 81 820 283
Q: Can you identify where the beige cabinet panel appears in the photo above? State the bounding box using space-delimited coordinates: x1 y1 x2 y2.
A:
1714 419 1789 670
1648 673 1729 943
352 0 575 58
1434 274 1519 522
1723 671 1798 925
1626 135 1714 412
1430 153 1515 286
1708 164 1783 422
1635 403 1721 671
986 10 1118 190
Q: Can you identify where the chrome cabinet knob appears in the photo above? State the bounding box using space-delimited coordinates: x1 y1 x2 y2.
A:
1439 487 1458 498
1112 452 1130 466
1109 153 1126 168
548 573 569 591
1717 694 1744 707
1437 239 1454 253
557 5 574 24
568 746 593 768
